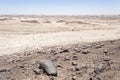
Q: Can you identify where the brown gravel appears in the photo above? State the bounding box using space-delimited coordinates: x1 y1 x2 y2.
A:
0 39 120 80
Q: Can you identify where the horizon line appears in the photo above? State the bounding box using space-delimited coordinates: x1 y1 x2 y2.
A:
0 14 120 16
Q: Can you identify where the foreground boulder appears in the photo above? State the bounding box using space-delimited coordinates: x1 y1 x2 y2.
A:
39 60 57 76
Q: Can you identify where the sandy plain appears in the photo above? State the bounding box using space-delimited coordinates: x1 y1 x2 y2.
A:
0 15 120 55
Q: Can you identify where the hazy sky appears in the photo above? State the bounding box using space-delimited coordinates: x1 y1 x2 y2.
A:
0 0 120 15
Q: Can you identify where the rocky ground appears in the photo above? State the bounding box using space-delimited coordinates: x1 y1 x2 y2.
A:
0 39 120 80
0 15 120 80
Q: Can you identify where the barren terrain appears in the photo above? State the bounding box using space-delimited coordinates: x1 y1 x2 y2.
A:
0 15 120 80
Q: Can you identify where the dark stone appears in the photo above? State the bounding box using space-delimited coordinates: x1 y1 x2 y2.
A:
89 77 93 80
103 49 108 53
95 45 102 49
72 55 78 60
75 66 81 71
72 76 77 80
57 64 63 68
72 61 77 66
62 48 69 53
20 65 24 68
82 50 90 54
0 69 7 73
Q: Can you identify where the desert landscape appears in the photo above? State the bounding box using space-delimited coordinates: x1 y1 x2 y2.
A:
0 15 120 80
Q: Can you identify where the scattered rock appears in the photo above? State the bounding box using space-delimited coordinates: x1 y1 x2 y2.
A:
70 67 76 72
81 45 91 49
94 63 109 74
74 48 81 53
64 56 71 61
97 77 101 80
33 68 43 75
82 46 87 49
82 50 90 54
61 48 69 53
20 65 24 68
0 69 7 73
50 47 69 55
72 61 77 66
50 49 59 55
103 57 111 61
103 49 108 53
50 77 55 80
39 60 57 76
72 76 77 80
95 45 102 49
72 55 78 60
75 63 87 71
75 66 81 71
57 64 63 69
0 37 120 80
89 77 93 80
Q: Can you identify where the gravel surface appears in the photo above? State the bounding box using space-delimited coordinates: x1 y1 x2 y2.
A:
0 39 120 80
